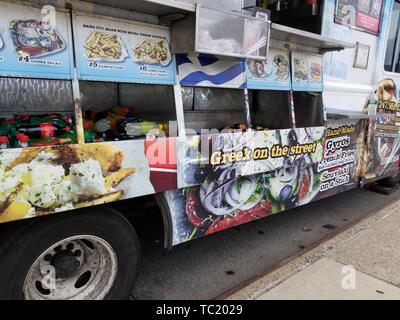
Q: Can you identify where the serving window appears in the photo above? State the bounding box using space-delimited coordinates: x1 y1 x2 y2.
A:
293 91 324 128
182 87 249 134
80 81 177 142
248 90 292 130
0 78 76 149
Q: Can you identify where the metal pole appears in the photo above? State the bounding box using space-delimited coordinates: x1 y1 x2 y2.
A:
288 90 296 128
67 7 85 145
244 88 252 129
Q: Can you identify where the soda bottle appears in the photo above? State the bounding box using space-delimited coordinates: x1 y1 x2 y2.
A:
30 114 73 128
15 133 30 148
94 118 112 133
17 123 71 139
0 136 10 149
84 130 97 143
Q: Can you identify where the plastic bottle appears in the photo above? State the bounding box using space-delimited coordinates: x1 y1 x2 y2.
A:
94 118 112 133
15 133 30 148
0 136 10 149
84 130 97 143
31 115 73 128
17 123 71 139
125 121 163 138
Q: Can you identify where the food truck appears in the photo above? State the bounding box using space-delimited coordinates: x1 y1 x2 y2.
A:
0 0 398 300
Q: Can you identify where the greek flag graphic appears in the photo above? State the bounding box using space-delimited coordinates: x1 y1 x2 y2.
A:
176 54 246 89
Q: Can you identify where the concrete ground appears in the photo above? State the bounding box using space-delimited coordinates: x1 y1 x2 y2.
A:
130 188 400 300
228 194 400 300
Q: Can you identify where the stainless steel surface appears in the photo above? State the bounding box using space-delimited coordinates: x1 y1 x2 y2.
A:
172 5 270 60
326 108 369 119
171 13 196 53
194 87 245 111
80 81 118 111
244 88 251 128
271 23 354 52
3 0 159 29
119 84 177 121
174 84 187 138
183 87 246 132
0 78 74 114
192 0 243 12
181 87 194 111
80 0 195 16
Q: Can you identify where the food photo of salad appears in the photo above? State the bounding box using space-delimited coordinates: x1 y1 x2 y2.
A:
10 20 65 58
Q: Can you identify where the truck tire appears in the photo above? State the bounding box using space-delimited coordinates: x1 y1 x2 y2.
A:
0 207 140 300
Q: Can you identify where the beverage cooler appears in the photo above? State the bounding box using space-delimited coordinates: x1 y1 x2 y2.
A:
0 78 76 148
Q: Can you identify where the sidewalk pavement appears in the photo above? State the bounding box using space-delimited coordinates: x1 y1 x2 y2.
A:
227 196 400 300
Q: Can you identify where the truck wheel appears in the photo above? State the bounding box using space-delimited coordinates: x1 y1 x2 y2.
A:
0 207 140 300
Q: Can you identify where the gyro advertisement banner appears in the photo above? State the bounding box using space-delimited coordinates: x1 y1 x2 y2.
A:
73 14 176 84
361 79 400 180
0 2 74 79
314 118 362 201
246 48 291 91
292 51 323 92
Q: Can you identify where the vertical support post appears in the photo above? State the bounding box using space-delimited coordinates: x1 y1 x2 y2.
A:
68 8 85 145
173 59 186 139
322 92 328 127
173 83 186 139
288 90 296 128
244 88 252 129
72 68 85 145
173 56 187 189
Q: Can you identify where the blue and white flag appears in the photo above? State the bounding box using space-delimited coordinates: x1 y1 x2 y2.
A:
176 54 246 89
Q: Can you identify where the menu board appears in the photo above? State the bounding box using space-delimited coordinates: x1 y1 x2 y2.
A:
0 2 73 79
291 52 323 92
73 14 176 84
335 0 383 36
246 48 291 90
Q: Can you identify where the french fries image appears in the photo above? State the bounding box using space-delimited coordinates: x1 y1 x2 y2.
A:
0 144 136 223
85 32 125 61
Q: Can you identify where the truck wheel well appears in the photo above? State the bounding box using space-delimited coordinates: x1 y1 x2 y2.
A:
111 194 173 250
